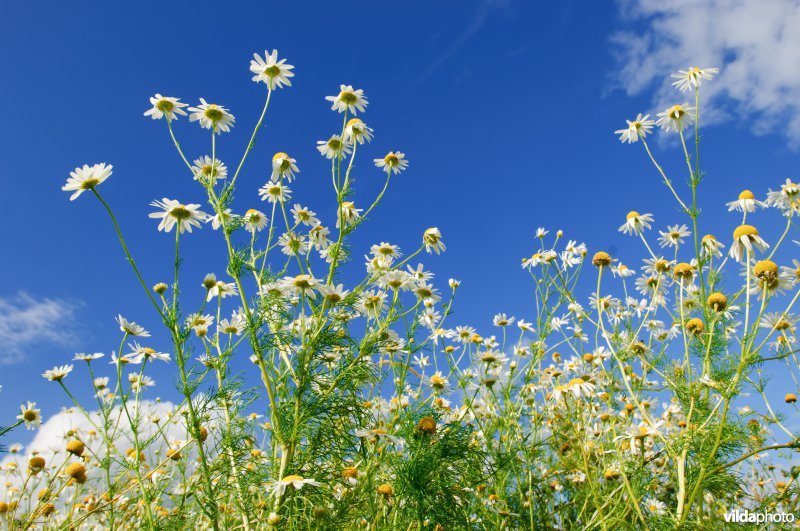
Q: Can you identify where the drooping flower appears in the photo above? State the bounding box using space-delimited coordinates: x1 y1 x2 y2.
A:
423 227 445 254
62 163 112 201
271 152 299 182
618 211 654 236
344 118 373 145
726 190 765 213
730 225 769 263
117 315 150 337
268 475 320 497
243 209 268 233
671 67 719 92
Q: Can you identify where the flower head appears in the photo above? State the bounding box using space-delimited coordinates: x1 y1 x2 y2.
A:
271 152 299 182
374 151 408 175
62 163 112 201
423 227 445 254
250 50 294 89
144 94 188 121
325 85 368 114
17 402 42 430
671 67 719 92
43 364 73 382
149 199 209 233
188 99 235 134
656 103 696 133
618 211 653 236
730 224 769 262
344 118 373 145
614 114 654 144
192 156 227 183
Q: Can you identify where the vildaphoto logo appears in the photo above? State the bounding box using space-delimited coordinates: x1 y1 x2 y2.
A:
724 509 795 524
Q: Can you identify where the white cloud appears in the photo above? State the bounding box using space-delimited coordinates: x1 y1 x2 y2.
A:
611 0 800 145
0 292 83 364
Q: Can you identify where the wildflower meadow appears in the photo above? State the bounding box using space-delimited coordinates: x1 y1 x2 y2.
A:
1 52 799 530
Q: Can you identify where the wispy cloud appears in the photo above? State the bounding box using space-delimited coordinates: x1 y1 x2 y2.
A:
611 0 800 146
0 291 83 364
416 0 511 85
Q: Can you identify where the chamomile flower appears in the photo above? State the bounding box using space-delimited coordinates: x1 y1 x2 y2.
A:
671 66 719 92
618 211 654 236
207 281 239 301
318 284 349 304
208 208 234 230
62 163 113 201
729 225 769 263
427 371 450 393
258 180 292 203
614 114 654 144
149 199 209 233
336 201 362 228
493 313 515 327
191 156 227 183
655 103 695 133
316 135 351 159
290 204 319 226
700 234 725 258
308 225 331 250
325 85 368 114
127 342 170 363
658 224 690 248
219 312 247 335
726 190 765 213
374 151 408 175
269 475 320 497
344 118 373 145
643 497 667 515
43 364 73 382
73 352 104 361
144 94 188 121
188 99 235 134
766 179 800 214
423 227 446 254
250 50 294 89
117 315 150 337
279 232 309 256
17 402 42 430
271 152 299 182
243 209 268 233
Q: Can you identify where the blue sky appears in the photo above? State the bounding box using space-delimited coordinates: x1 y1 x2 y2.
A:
2 1 800 439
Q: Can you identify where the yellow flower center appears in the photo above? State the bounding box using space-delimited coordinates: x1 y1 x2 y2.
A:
340 91 357 104
733 225 758 240
156 99 174 112
282 475 303 482
626 211 640 220
738 190 755 200
383 153 399 166
204 107 224 122
80 178 100 190
169 205 192 220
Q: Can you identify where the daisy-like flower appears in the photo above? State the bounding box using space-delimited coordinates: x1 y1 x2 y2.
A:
117 315 150 337
316 134 352 160
143 94 188 121
127 342 170 363
73 352 104 361
671 66 719 92
188 99 235 134
642 496 667 515
219 311 247 335
279 232 309 256
325 85 368 114
258 180 292 204
290 204 319 226
243 209 268 233
552 378 596 400
309 225 331 250
427 371 450 393
658 224 690 248
268 475 320 497
271 152 299 182
423 227 446 254
207 280 239 301
344 118 373 145
374 151 408 175
62 163 113 201
760 312 797 332
281 274 319 296
493 313 515 327
614 113 655 144
700 234 725 258
191 156 227 183
318 283 349 304
766 179 800 214
336 201 362 228
354 427 402 446
208 208 234 230
729 225 769 263
43 364 73 382
655 103 696 133
250 50 294 89
726 190 765 213
149 199 209 233
619 211 654 236
17 402 42 430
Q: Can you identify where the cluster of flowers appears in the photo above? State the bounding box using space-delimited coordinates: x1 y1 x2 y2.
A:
2 56 798 530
